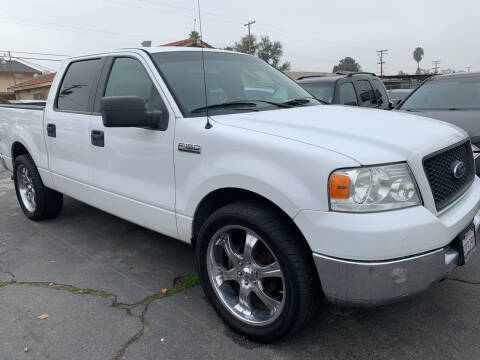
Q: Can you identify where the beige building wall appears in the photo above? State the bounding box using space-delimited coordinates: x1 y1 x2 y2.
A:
0 73 37 93
15 85 50 100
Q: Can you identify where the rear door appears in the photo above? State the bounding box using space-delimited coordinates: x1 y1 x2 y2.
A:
45 57 105 188
353 79 377 108
89 53 178 238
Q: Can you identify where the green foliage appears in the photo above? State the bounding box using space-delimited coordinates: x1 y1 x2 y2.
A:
332 57 361 73
189 30 200 39
257 36 291 71
398 70 408 75
413 47 424 74
225 34 291 71
227 34 258 54
413 47 424 64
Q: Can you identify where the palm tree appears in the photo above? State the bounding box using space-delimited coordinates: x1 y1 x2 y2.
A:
189 30 200 39
413 47 424 74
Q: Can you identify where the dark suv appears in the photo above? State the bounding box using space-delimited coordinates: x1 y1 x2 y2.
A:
297 72 392 109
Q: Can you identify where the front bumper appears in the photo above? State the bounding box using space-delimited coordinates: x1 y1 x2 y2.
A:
313 213 479 306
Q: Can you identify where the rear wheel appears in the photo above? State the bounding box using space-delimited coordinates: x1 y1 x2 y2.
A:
196 201 319 342
14 154 63 221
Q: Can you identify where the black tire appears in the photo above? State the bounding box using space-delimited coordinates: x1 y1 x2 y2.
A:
13 154 63 221
196 200 319 342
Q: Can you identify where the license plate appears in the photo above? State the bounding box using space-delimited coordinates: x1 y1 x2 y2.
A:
458 226 476 265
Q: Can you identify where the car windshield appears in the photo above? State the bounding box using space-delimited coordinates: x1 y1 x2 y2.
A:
151 51 319 117
298 82 335 103
400 76 480 110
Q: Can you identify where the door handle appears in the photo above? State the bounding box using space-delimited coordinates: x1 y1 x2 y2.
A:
46 123 56 138
91 130 104 147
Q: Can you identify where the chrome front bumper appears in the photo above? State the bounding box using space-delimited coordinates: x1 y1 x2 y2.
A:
313 215 480 306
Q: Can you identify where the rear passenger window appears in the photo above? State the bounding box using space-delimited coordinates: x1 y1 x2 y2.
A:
371 79 389 108
105 57 164 111
57 59 103 112
355 80 375 106
338 82 357 105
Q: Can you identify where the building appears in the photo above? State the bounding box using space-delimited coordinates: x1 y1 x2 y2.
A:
161 37 215 49
8 73 56 100
0 60 41 102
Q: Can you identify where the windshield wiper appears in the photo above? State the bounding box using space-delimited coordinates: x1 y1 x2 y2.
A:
282 97 324 106
191 101 258 114
191 100 293 114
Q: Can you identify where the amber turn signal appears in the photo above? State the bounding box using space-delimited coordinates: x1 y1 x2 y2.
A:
329 174 350 199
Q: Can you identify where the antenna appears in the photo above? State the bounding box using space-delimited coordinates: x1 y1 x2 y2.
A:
197 0 212 129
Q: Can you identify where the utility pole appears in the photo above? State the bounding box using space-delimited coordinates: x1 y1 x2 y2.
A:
244 20 256 55
432 60 441 74
466 66 471 72
376 49 388 77
6 52 17 87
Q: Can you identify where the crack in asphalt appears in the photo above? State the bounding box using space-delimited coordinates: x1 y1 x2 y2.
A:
0 271 199 360
447 277 480 285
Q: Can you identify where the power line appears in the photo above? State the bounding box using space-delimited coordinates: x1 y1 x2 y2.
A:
9 56 64 62
432 60 441 74
0 50 69 57
13 57 56 73
0 13 171 43
376 49 388 77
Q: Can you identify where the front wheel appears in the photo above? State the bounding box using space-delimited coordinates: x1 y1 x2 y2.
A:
13 154 63 221
196 201 319 342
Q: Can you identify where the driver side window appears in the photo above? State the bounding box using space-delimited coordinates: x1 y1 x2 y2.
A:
105 57 165 111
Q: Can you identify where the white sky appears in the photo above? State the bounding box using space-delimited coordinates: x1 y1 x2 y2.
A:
0 0 478 74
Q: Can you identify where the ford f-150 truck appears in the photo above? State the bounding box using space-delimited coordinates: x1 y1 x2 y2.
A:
0 47 479 342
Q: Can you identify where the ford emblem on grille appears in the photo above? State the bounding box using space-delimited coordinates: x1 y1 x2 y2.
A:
452 160 466 179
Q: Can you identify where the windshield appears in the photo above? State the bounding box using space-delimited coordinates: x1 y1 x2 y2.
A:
151 51 319 117
299 82 335 103
401 76 480 110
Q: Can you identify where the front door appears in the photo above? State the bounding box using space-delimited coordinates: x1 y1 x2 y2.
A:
89 54 177 238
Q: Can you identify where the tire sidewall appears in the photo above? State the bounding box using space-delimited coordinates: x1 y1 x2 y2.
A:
196 208 302 342
13 155 42 220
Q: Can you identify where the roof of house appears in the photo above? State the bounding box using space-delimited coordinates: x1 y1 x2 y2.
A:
8 73 56 90
161 37 215 49
0 60 41 73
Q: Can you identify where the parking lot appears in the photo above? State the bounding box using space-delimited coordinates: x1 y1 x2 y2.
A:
1 169 480 360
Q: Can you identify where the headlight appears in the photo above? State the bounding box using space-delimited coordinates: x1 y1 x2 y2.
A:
329 163 421 212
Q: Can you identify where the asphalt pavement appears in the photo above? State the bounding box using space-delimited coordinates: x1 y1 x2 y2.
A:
1 169 479 360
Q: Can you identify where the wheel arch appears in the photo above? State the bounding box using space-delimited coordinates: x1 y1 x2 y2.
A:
11 141 31 163
191 187 312 254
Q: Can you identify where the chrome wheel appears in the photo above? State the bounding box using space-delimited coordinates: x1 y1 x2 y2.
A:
17 165 36 212
207 225 285 326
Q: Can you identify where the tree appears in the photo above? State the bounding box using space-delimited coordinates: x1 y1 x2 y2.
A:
398 70 408 75
225 34 291 71
256 36 290 71
332 57 361 73
189 30 200 39
413 47 424 75
226 34 258 55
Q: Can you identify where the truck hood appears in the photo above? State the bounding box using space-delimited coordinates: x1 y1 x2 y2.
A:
211 105 467 164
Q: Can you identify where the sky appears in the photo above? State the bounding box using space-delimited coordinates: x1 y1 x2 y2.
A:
0 0 478 75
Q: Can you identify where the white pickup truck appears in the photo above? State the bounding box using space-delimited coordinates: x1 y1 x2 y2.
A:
0 47 479 342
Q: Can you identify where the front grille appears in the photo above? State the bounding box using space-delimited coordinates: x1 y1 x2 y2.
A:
423 141 475 211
